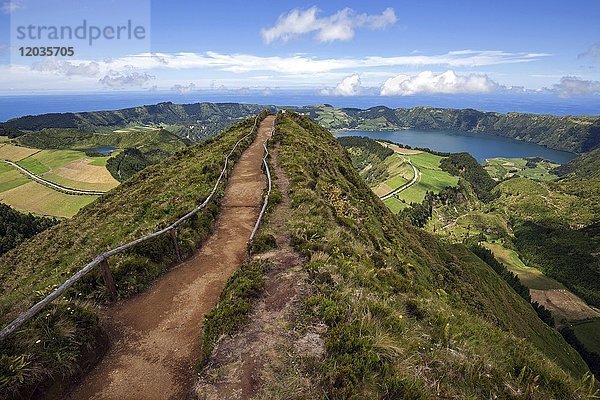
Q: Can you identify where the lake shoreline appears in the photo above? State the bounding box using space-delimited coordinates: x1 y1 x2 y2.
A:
336 129 577 164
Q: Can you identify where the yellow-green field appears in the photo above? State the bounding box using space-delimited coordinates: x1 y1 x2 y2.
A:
391 152 459 208
0 144 40 161
0 145 119 217
373 155 414 196
0 136 9 143
0 163 30 192
484 242 564 290
483 242 600 324
0 181 98 218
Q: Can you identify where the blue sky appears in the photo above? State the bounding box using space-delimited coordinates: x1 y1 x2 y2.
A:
0 0 599 100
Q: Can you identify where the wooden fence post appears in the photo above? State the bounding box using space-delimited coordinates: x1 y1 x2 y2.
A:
170 229 182 262
99 258 117 302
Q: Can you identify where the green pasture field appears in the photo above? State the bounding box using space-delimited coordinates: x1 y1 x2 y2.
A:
483 242 565 290
484 157 559 181
0 163 30 192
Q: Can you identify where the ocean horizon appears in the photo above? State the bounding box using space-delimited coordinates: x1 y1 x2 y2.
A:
1 91 599 122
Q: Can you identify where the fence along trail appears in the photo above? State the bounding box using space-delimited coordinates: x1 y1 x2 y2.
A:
0 114 262 341
66 115 275 400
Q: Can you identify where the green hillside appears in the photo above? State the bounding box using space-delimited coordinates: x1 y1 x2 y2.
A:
555 148 600 179
257 112 590 398
0 116 261 398
1 102 273 142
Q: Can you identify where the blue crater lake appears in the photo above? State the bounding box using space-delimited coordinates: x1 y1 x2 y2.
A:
337 129 577 164
83 146 116 155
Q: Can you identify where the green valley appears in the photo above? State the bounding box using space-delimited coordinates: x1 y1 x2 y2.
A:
342 133 600 383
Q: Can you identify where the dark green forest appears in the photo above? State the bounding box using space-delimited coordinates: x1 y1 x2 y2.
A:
0 204 57 257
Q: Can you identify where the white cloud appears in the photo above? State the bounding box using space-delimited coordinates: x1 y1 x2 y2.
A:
91 50 548 75
31 59 101 77
171 82 196 94
1 0 21 14
0 49 550 92
578 42 600 61
321 74 363 96
380 70 500 96
544 76 600 97
99 70 154 88
261 7 397 43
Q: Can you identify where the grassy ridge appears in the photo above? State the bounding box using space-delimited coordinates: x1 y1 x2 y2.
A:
274 112 591 398
0 116 261 398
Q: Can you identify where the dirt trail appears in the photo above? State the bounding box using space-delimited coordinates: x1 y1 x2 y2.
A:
194 143 324 400
67 116 274 400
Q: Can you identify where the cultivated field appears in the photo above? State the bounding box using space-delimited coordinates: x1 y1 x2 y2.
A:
375 149 458 213
377 141 423 155
0 181 98 218
484 243 565 290
0 163 30 192
0 145 119 216
484 242 600 324
0 144 40 161
484 157 559 181
530 289 600 323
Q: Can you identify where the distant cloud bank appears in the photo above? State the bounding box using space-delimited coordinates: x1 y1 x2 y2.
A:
544 76 600 97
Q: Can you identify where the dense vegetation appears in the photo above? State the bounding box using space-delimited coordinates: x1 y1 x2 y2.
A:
561 326 600 378
399 186 466 228
269 112 591 398
4 102 598 152
337 136 394 163
514 221 600 307
0 203 57 257
106 148 154 182
336 136 395 185
15 126 188 153
439 152 498 201
0 115 264 399
554 148 600 179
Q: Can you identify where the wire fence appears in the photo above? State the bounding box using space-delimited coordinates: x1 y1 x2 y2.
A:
249 116 274 241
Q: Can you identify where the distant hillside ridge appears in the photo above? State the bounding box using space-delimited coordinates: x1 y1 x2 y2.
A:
2 102 598 152
288 104 600 153
0 102 275 141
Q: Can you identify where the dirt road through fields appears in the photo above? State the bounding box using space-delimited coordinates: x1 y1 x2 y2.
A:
67 116 274 400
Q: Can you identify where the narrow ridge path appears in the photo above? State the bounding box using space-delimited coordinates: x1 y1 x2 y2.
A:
67 116 274 400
